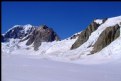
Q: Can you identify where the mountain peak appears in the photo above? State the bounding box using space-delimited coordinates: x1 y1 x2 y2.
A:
2 24 35 41
38 25 49 30
1 15 121 59
25 25 60 50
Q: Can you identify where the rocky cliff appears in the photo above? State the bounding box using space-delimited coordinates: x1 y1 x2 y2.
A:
91 24 120 54
71 21 101 50
70 16 121 55
25 25 60 50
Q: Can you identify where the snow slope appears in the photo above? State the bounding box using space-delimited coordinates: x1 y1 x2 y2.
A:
2 54 121 81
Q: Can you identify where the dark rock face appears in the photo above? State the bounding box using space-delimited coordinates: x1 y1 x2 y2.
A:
26 25 60 50
71 21 100 50
91 24 120 54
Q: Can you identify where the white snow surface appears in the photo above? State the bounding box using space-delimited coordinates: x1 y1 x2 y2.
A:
94 19 103 24
2 54 121 81
2 15 121 81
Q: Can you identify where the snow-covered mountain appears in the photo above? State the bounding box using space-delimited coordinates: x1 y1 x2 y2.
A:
1 15 121 63
2 24 35 42
2 24 60 50
2 15 121 81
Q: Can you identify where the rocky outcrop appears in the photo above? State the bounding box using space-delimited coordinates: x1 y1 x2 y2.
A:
91 24 120 54
71 21 100 50
26 25 60 50
2 24 60 50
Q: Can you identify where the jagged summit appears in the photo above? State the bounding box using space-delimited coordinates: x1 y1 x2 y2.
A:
1 15 121 61
39 25 48 29
2 24 35 41
25 25 60 50
2 24 60 42
2 24 60 50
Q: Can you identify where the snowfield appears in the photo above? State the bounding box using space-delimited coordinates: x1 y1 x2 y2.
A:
2 36 121 81
2 54 121 81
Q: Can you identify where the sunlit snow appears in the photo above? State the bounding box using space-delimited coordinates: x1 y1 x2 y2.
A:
2 15 121 81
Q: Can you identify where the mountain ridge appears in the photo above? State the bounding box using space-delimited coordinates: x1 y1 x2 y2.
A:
1 15 121 62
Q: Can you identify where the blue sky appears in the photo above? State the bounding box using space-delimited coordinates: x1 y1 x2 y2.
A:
2 2 121 39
